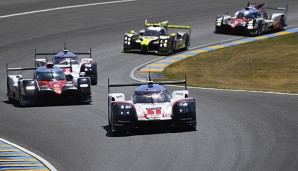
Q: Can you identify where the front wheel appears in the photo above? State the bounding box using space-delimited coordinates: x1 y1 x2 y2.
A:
18 93 25 107
215 26 224 34
255 23 262 36
166 41 174 56
279 17 285 31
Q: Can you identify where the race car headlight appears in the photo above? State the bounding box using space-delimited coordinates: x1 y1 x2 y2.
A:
173 100 196 114
124 36 131 45
84 67 92 71
247 26 254 29
84 64 92 67
80 84 89 88
247 20 254 29
25 86 36 90
113 103 134 115
160 39 168 47
216 18 222 26
178 102 188 107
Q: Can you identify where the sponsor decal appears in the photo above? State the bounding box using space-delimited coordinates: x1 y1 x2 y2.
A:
62 68 71 72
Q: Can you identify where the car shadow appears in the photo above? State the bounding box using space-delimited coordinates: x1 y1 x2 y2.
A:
214 29 283 37
2 100 91 108
102 125 196 137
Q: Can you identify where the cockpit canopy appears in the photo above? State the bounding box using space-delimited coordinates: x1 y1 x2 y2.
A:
35 70 65 81
235 10 261 19
53 57 79 65
132 91 171 104
144 27 167 36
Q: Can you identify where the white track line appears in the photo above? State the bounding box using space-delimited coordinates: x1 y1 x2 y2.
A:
0 0 138 19
0 137 57 171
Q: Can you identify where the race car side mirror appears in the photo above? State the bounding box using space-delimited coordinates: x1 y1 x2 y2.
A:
140 29 145 36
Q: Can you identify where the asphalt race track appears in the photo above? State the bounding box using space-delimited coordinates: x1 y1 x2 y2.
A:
1 0 298 170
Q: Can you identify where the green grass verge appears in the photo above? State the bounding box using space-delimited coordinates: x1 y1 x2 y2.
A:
162 32 298 93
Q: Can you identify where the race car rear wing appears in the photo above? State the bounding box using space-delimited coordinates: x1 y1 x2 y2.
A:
145 20 191 35
145 20 191 30
35 48 92 59
6 64 37 77
267 4 288 13
108 75 188 94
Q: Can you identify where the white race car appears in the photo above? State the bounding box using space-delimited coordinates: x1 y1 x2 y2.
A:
34 47 98 85
215 2 288 36
108 77 197 133
6 63 92 106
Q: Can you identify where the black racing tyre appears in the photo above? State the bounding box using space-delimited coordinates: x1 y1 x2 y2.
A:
18 91 25 107
123 49 130 53
255 23 262 36
279 17 285 31
7 80 12 102
185 36 189 50
215 26 222 33
166 40 174 56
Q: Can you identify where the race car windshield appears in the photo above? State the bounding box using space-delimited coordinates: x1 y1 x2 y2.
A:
144 29 159 36
53 58 79 65
36 71 65 81
133 91 171 103
236 12 254 19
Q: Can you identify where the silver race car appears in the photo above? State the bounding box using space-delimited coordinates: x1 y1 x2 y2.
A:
108 76 197 134
215 2 288 36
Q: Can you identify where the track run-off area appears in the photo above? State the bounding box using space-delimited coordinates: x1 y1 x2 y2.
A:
1 0 298 170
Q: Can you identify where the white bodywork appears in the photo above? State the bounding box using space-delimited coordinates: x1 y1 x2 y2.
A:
108 90 189 121
7 75 22 100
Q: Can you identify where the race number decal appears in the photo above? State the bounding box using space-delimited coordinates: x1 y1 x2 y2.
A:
147 108 161 115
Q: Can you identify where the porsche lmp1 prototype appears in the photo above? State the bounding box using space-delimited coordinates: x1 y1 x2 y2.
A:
6 63 92 106
108 76 197 133
123 20 191 55
215 2 288 36
34 47 98 85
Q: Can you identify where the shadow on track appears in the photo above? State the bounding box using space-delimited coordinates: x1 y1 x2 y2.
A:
102 125 196 137
2 100 91 108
